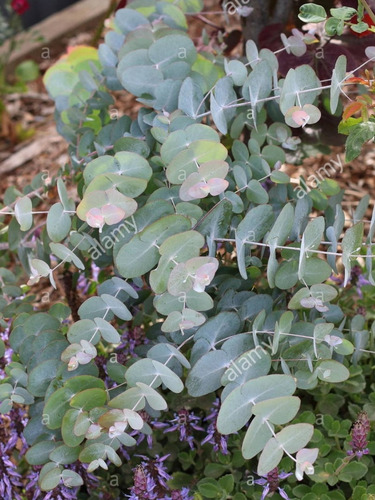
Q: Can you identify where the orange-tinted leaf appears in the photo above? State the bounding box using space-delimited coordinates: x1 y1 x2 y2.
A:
346 77 367 85
343 101 364 120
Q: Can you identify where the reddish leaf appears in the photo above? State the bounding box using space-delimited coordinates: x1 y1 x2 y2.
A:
346 77 368 85
343 101 364 120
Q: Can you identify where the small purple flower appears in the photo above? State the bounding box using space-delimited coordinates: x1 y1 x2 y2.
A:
154 409 204 449
0 322 13 380
167 488 194 500
254 467 292 500
130 411 154 449
0 444 23 500
129 465 158 499
77 274 90 295
129 455 171 499
91 262 100 282
117 326 148 361
261 178 274 192
330 265 371 298
201 399 228 454
347 411 371 458
0 406 28 455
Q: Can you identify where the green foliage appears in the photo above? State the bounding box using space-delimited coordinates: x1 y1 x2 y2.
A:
2 0 375 498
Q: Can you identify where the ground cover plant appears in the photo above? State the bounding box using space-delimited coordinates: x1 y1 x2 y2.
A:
2 0 375 498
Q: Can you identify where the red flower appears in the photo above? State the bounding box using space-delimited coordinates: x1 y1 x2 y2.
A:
11 0 30 15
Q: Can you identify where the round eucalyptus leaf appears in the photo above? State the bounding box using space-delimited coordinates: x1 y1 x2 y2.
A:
125 358 160 387
28 359 61 397
43 387 72 429
225 59 247 86
14 196 33 231
116 214 191 278
46 203 71 243
119 65 163 96
257 438 284 476
26 440 59 465
217 374 296 434
242 414 274 459
62 409 85 447
39 466 62 491
246 180 269 204
70 388 107 411
79 443 106 463
67 319 101 345
61 469 84 488
186 350 231 397
94 317 121 343
275 423 314 453
49 444 81 465
316 360 350 383
152 360 184 393
252 395 301 424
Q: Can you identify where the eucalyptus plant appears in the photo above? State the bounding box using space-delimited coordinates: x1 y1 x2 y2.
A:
1 0 375 497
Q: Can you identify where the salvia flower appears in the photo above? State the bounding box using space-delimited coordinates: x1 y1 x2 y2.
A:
330 265 371 298
117 326 147 360
201 399 228 454
0 323 13 380
155 409 204 449
0 406 28 455
129 455 171 499
129 465 158 500
77 274 90 295
130 411 154 449
0 444 23 500
167 488 194 500
348 411 371 458
254 467 292 500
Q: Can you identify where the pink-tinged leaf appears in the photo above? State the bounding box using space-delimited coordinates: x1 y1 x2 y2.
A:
86 207 104 230
292 110 309 126
285 104 321 128
193 262 219 292
324 335 342 347
75 352 92 364
109 421 127 438
101 204 125 225
295 448 319 480
179 172 202 201
207 178 229 196
299 297 316 309
68 357 79 371
188 182 211 199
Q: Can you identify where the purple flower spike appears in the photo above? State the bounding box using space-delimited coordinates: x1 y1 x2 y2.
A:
255 467 292 500
201 399 228 454
129 455 172 499
159 409 204 450
348 411 371 458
